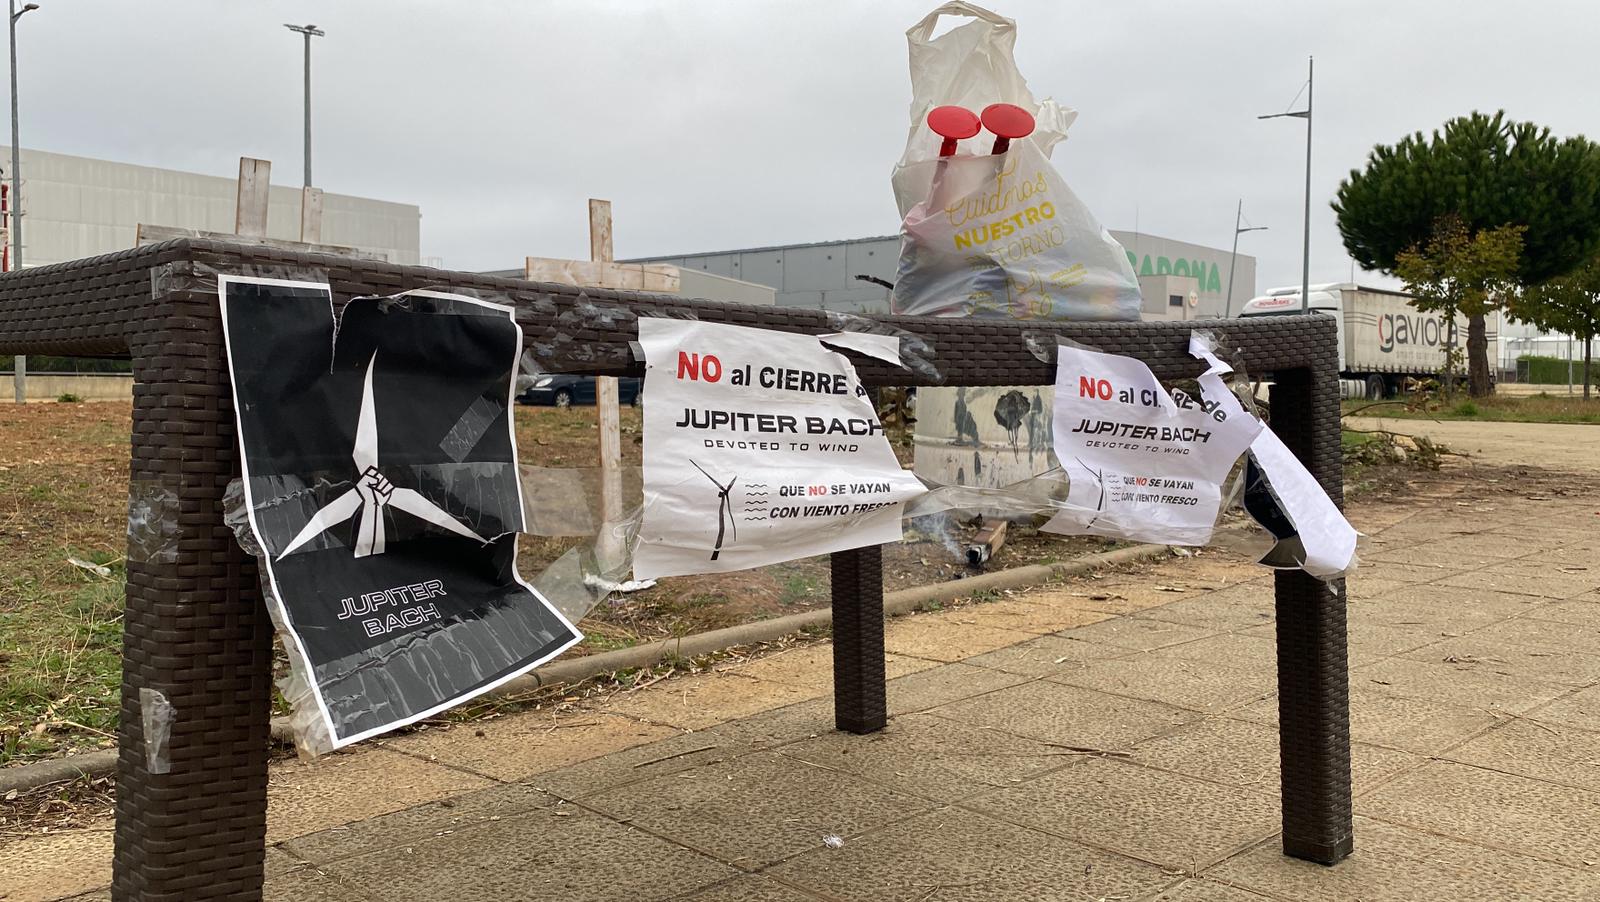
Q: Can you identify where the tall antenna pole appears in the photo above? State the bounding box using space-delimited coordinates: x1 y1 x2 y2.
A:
9 0 37 404
1226 200 1242 316
1259 57 1314 312
284 24 324 188
1301 56 1313 313
1225 200 1266 318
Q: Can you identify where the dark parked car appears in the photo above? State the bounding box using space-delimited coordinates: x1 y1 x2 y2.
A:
517 374 642 408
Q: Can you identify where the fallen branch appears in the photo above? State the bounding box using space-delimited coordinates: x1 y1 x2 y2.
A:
1341 426 1466 455
626 670 674 694
49 720 115 740
540 720 601 735
1340 399 1414 418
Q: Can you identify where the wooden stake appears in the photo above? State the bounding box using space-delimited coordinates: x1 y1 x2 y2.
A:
299 186 324 244
590 199 625 526
523 257 678 292
136 223 379 260
234 157 272 238
518 201 675 536
139 157 382 260
588 198 613 264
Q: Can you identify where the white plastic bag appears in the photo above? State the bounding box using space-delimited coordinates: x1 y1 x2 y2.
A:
890 2 1141 322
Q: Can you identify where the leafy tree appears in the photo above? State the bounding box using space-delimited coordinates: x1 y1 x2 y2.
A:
1393 216 1525 397
1335 111 1600 283
1335 112 1600 393
1509 253 1600 398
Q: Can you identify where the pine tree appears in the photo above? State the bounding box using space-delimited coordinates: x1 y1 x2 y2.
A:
1334 112 1600 395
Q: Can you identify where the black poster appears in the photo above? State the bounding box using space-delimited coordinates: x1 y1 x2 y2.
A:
220 276 581 747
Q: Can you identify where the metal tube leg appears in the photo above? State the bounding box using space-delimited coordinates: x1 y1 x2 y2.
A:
1270 367 1353 864
831 545 887 734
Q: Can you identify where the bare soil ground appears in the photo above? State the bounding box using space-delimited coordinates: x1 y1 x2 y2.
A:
1 401 1116 764
0 403 131 764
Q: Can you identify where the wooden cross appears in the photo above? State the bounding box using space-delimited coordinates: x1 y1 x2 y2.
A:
525 200 680 528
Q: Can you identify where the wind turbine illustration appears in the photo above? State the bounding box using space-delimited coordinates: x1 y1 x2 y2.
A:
690 459 737 561
1075 457 1109 529
277 352 488 561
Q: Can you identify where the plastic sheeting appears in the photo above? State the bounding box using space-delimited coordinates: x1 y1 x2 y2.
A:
904 333 1359 576
889 3 1141 322
822 311 943 384
189 266 1352 757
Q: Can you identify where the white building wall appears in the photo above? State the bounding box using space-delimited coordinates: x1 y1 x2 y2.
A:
1111 230 1255 319
14 148 420 267
677 269 776 306
631 236 899 313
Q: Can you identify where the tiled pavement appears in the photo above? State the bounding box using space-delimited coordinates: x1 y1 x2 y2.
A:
13 462 1600 902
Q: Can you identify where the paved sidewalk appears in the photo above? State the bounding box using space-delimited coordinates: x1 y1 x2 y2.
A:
8 461 1600 901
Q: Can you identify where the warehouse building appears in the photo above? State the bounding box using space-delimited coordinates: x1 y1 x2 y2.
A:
5 148 421 267
629 231 1254 320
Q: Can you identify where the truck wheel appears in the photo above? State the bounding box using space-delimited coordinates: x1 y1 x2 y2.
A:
1365 375 1387 400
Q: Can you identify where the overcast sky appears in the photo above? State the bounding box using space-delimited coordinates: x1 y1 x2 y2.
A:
15 1 1600 291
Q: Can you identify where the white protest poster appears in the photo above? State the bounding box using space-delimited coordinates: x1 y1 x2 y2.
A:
1044 340 1261 545
634 318 926 579
1246 428 1359 578
1185 334 1358 578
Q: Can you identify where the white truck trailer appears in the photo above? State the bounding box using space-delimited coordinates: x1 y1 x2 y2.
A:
1237 283 1498 398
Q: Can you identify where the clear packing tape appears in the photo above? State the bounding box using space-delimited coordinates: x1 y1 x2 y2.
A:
127 480 181 564
138 687 174 775
224 477 336 756
202 272 1355 756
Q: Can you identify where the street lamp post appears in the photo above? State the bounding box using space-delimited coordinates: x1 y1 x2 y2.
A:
1224 199 1267 317
284 23 323 189
9 0 36 404
1259 55 1313 313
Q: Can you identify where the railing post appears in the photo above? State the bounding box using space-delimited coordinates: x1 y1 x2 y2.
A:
113 274 273 901
830 545 888 734
1269 362 1354 865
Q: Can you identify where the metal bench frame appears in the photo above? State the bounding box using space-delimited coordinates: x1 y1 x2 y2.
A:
0 240 1353 900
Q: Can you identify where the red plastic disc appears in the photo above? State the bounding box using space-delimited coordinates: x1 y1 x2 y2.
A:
981 103 1036 140
927 105 981 140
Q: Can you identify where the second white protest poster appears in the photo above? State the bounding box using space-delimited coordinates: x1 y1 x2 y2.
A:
1045 339 1261 545
634 318 925 579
